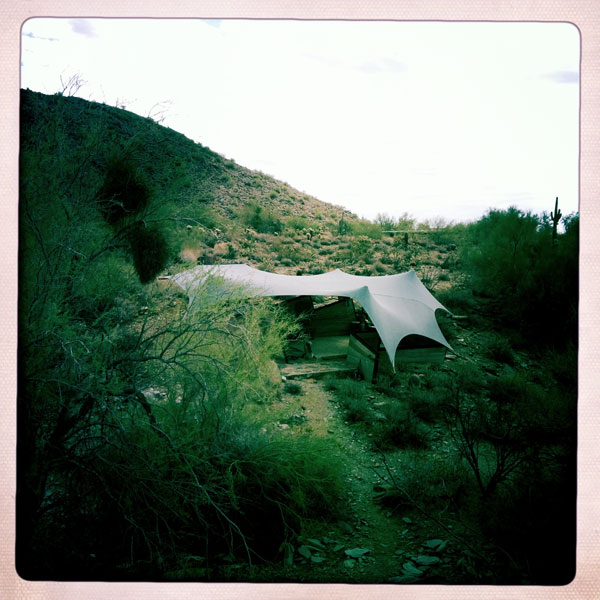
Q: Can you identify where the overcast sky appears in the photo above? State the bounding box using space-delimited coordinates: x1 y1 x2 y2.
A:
20 18 580 223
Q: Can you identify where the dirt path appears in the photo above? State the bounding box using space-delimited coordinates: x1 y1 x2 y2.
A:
248 379 424 583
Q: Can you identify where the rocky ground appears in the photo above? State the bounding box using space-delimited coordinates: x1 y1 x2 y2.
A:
234 374 484 584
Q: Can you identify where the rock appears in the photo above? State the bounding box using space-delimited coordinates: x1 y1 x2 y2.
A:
345 548 370 558
422 539 448 552
338 521 354 534
402 561 424 577
415 555 441 565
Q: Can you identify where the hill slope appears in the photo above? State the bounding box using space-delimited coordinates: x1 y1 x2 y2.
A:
20 89 370 274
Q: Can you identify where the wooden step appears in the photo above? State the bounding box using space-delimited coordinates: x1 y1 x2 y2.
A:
278 360 357 380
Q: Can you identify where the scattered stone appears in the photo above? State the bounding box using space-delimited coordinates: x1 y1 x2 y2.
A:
402 561 424 577
339 521 354 534
345 548 370 558
422 539 448 552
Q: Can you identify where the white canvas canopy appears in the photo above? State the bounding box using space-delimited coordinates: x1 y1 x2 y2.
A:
169 264 452 366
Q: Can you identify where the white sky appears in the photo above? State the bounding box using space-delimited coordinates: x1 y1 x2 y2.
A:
20 18 580 223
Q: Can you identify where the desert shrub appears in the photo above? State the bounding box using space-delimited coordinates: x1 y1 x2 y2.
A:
96 155 152 224
241 200 283 234
75 254 143 323
478 451 576 585
128 222 170 283
409 387 446 424
462 207 578 348
375 450 472 512
543 344 578 392
308 266 325 275
348 235 374 262
342 395 373 423
429 226 459 247
326 378 373 422
372 402 429 449
17 269 321 579
284 382 303 395
418 265 442 291
439 364 574 500
373 373 403 398
349 219 382 239
435 287 475 313
440 252 459 271
286 216 310 231
374 212 415 231
484 336 514 365
279 258 295 267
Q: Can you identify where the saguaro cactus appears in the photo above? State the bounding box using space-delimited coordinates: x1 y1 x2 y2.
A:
551 196 562 243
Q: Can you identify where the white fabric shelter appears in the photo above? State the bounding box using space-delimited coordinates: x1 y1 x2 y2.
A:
169 264 452 366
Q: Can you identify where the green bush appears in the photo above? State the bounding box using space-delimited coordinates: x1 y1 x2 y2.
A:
128 222 170 283
241 200 283 234
484 336 515 365
462 207 578 348
349 219 382 239
375 451 472 511
372 402 430 449
409 388 446 424
284 382 303 395
342 395 373 423
76 254 143 323
435 287 475 313
479 454 576 584
326 378 373 423
97 156 152 224
286 216 310 231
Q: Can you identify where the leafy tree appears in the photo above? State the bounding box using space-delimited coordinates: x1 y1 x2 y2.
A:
18 90 345 580
462 206 578 348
